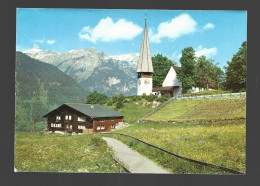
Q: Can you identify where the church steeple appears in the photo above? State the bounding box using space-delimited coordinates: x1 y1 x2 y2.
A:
137 18 154 96
137 19 153 73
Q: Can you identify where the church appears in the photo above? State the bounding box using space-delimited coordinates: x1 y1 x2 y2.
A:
136 19 214 97
136 19 182 98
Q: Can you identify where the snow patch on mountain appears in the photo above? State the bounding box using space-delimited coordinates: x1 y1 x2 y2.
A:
107 77 121 87
110 53 139 67
22 46 138 96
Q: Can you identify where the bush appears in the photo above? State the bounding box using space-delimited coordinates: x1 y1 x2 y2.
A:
156 95 171 103
106 99 113 106
129 95 141 102
116 101 124 109
111 94 125 103
86 91 108 105
144 94 158 102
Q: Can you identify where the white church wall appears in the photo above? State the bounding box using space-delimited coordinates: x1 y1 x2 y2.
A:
162 67 182 87
137 78 153 95
175 87 182 98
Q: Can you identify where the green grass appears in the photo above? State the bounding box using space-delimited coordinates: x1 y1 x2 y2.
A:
106 101 155 123
15 132 127 173
105 121 246 174
182 90 231 97
145 98 246 122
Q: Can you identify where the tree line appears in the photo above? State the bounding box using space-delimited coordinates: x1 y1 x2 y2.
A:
152 41 247 93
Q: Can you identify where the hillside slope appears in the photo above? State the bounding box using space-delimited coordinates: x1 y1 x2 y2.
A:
15 52 88 131
144 98 246 122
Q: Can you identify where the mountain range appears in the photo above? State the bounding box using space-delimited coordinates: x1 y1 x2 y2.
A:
15 52 89 131
23 44 139 96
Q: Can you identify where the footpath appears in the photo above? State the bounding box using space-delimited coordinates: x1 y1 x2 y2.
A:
102 137 170 174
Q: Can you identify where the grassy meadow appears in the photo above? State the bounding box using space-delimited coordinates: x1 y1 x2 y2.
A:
15 96 246 174
105 120 246 174
145 98 246 122
15 132 127 173
105 100 157 123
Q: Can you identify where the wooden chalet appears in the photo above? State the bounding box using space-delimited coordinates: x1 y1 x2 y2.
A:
43 103 124 133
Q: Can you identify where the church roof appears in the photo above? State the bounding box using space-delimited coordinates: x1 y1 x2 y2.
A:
173 66 180 71
137 20 153 73
153 86 180 92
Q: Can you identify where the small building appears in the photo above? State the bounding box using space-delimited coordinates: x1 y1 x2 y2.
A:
152 66 182 98
152 66 216 97
43 103 124 133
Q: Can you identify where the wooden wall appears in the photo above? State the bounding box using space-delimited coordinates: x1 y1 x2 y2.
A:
45 105 123 133
93 117 124 133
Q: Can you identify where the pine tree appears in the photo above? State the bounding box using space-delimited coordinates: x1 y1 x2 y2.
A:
224 41 247 92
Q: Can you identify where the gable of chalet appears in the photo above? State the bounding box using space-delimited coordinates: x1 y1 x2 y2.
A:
43 103 124 119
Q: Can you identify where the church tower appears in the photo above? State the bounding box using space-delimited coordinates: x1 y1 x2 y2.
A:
137 19 153 95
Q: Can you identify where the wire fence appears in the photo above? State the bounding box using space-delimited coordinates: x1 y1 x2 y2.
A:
178 92 246 100
102 132 243 174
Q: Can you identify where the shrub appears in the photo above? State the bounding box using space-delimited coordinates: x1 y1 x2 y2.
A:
106 100 113 106
145 94 158 102
116 101 124 109
86 91 108 105
156 95 171 102
129 95 141 102
111 94 125 103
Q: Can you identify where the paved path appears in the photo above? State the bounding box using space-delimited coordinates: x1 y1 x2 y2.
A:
102 137 170 174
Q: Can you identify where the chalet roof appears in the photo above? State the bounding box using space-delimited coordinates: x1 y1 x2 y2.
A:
136 20 153 73
43 103 124 118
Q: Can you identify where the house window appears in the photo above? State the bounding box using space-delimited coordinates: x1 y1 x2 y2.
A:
78 116 86 122
97 118 104 122
78 125 85 129
56 116 61 121
97 126 101 130
65 115 72 121
51 123 62 128
111 124 115 129
101 125 105 130
111 118 114 121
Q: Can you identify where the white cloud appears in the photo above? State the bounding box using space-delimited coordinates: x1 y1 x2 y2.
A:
195 45 217 58
33 39 45 44
149 13 197 43
79 17 143 42
32 38 56 45
47 40 56 45
203 23 215 30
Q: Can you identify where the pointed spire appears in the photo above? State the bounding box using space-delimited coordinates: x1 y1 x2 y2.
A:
137 18 153 73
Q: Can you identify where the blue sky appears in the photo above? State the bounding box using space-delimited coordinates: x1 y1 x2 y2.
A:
16 9 247 69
